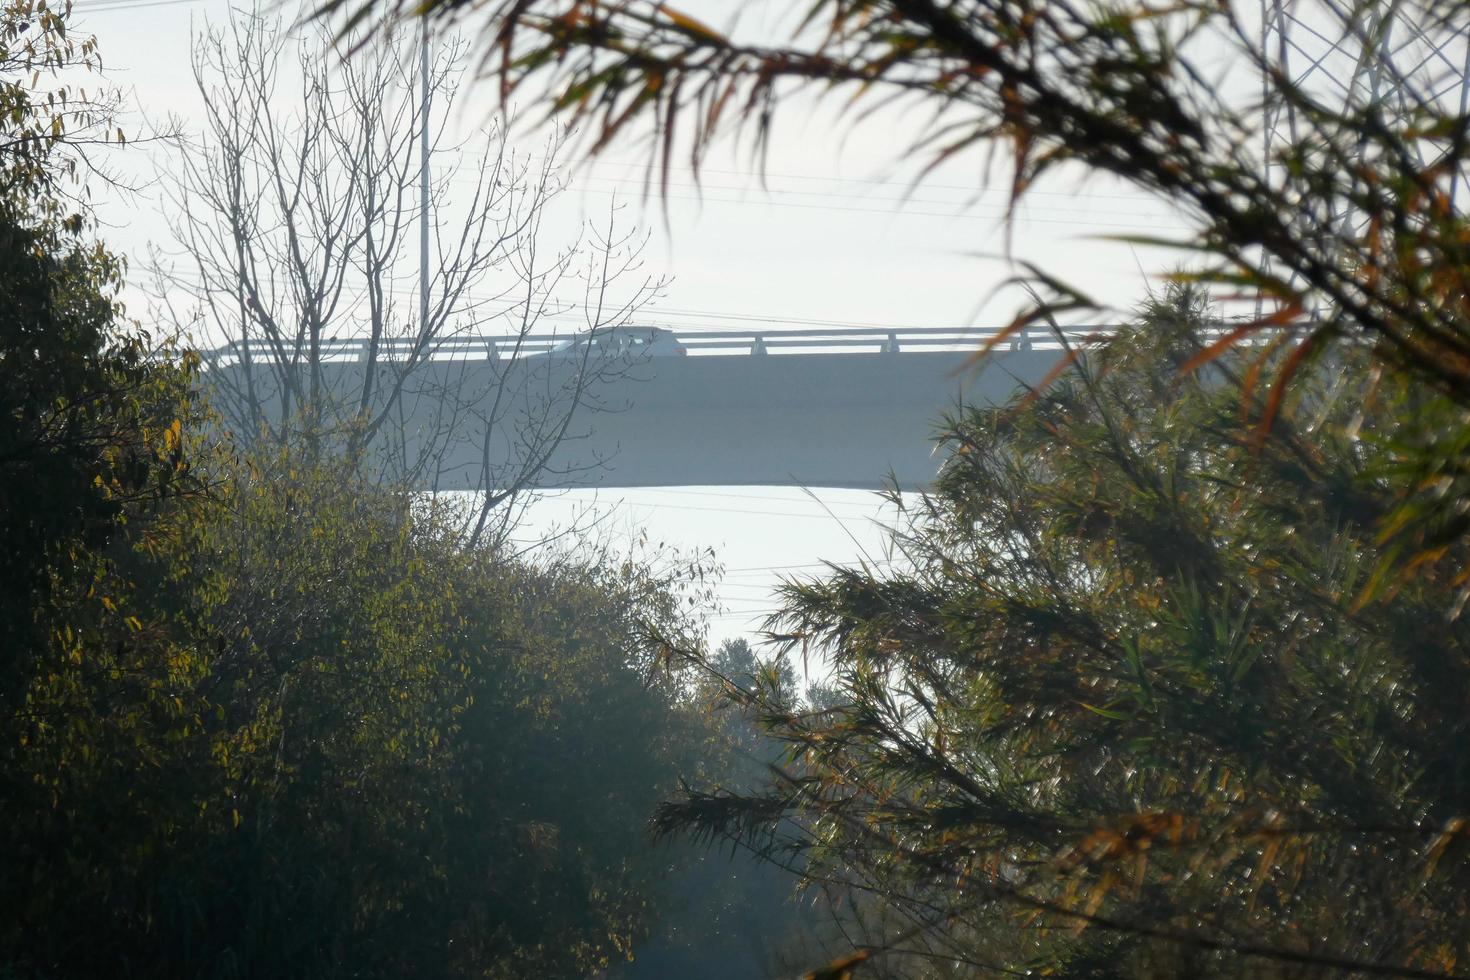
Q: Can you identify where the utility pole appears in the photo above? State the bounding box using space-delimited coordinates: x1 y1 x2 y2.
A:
419 19 431 336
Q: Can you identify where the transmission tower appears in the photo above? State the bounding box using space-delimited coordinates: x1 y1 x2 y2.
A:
1257 1 1470 313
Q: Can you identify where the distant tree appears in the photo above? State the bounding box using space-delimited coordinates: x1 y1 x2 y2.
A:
609 634 838 980
321 0 1470 582
654 288 1470 978
709 636 799 704
803 680 848 714
160 13 663 545
711 636 760 680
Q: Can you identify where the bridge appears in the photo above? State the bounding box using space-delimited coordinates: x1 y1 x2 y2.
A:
201 325 1101 490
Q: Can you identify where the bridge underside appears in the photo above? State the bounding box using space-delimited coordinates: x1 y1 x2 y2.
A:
210 348 1060 491
514 350 1057 491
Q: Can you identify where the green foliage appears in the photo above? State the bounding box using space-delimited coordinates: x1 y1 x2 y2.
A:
1 0 124 208
612 637 847 980
3 444 719 977
656 289 1470 978
0 204 198 638
0 7 207 946
0 0 197 660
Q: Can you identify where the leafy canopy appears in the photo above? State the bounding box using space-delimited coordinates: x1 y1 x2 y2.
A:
1 0 128 209
656 289 1470 978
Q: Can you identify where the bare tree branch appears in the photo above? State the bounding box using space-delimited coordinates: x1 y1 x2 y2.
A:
153 12 666 547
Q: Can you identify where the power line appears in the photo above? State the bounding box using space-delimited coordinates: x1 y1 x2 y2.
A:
147 264 1088 334
73 0 211 12
617 500 891 520
568 171 1176 223
572 186 1183 231
107 124 1179 230
633 487 887 508
141 275 934 335
110 129 1177 216
522 490 890 516
56 0 1208 223
575 157 1166 205
723 558 896 573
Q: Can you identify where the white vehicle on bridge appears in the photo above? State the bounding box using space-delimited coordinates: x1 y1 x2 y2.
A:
546 325 688 359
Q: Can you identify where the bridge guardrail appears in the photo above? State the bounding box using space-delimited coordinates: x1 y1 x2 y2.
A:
198 324 1131 369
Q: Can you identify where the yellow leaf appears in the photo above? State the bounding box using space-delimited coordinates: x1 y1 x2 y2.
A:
659 4 726 42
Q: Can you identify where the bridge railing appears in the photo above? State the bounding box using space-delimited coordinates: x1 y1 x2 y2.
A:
198 324 1129 368
676 325 1118 354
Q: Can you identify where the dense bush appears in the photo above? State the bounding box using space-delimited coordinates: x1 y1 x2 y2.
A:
660 290 1470 978
3 437 725 977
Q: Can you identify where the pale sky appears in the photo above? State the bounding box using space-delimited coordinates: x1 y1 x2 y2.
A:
72 0 1200 653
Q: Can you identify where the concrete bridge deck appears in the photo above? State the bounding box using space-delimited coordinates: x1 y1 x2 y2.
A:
201 326 1096 490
